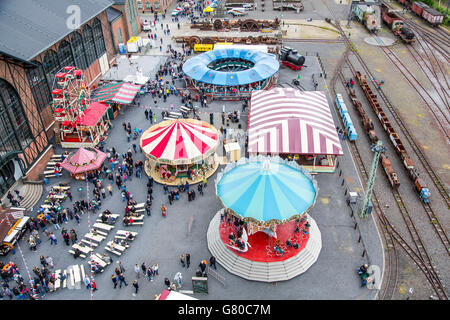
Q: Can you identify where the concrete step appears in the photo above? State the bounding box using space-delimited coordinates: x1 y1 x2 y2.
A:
20 183 44 210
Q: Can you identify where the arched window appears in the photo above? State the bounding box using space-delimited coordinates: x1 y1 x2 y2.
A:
42 50 61 89
92 18 106 58
0 79 33 150
26 61 52 112
71 32 87 70
83 24 97 66
57 40 75 68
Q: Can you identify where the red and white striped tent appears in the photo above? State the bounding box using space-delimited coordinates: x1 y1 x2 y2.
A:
248 88 343 156
140 119 219 165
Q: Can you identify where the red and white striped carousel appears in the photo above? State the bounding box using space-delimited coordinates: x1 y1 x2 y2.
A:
140 119 219 185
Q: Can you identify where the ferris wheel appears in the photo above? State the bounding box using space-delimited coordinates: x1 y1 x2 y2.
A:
51 66 91 135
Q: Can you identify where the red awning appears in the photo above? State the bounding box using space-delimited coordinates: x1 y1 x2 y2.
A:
75 102 109 127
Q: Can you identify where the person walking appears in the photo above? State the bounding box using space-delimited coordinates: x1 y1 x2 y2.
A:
180 254 185 268
209 256 217 270
161 204 167 217
111 274 118 289
91 278 97 292
134 264 140 279
164 277 171 289
132 280 139 296
147 266 154 281
152 263 159 276
145 109 149 120
141 263 147 277
118 261 126 273
185 253 190 268
83 276 91 290
118 273 128 288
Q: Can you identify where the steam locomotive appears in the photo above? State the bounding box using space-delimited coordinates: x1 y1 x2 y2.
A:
279 46 305 71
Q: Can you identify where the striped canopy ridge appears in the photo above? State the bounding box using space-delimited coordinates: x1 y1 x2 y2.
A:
91 82 141 104
216 156 318 224
248 89 344 156
140 119 219 165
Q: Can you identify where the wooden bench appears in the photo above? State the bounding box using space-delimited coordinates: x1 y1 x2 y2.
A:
91 229 108 237
51 154 62 159
84 233 106 243
125 221 144 226
68 250 86 259
81 239 98 247
128 214 144 221
69 268 75 288
80 264 86 280
170 111 182 117
127 203 144 209
52 186 70 191
93 223 115 232
47 161 61 165
180 106 191 112
72 243 94 254
104 246 121 256
45 174 57 178
44 170 55 175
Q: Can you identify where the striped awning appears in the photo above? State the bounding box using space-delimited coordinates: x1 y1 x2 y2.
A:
92 82 141 104
248 89 343 156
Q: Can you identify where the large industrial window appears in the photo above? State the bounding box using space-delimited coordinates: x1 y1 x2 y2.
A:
83 24 97 66
71 32 88 70
26 61 52 112
117 27 123 44
42 50 61 89
0 79 33 151
58 40 75 69
92 18 106 58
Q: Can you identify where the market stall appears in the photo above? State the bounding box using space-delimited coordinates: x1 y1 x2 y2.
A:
91 81 142 119
60 147 107 180
140 119 219 185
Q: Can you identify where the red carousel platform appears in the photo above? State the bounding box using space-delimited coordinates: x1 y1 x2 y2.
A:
219 218 310 263
207 209 322 282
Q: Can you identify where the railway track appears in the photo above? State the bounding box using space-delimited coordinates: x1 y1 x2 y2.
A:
331 21 449 299
379 45 450 140
405 42 450 111
335 69 448 300
283 38 345 44
334 21 450 209
345 56 450 257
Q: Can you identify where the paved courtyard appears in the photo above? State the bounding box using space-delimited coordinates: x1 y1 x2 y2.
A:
0 1 387 300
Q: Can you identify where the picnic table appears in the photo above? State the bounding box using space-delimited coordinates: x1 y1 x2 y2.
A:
107 241 126 252
90 254 107 268
117 230 138 237
72 243 93 254
84 233 105 243
52 186 70 191
93 223 115 231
